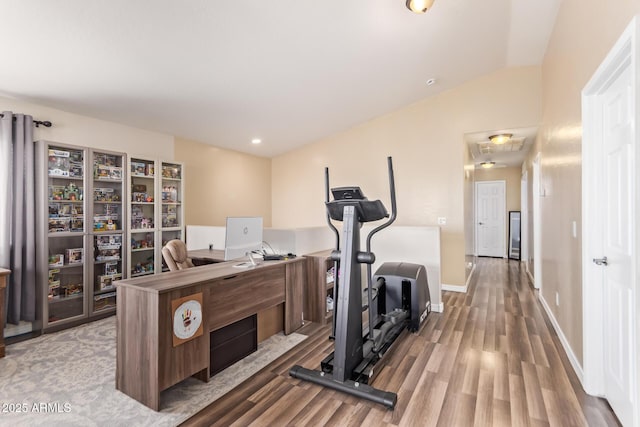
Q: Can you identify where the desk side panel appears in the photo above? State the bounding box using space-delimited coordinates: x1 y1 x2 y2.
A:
116 286 159 410
285 260 304 334
158 285 210 391
208 266 285 331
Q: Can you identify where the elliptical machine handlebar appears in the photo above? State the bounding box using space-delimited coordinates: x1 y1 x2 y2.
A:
325 167 341 251
365 156 397 345
365 156 397 252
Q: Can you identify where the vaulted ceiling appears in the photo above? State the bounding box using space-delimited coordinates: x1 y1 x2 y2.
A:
0 1 561 157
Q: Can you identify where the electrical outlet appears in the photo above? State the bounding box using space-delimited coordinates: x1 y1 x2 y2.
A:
556 292 560 306
437 217 447 225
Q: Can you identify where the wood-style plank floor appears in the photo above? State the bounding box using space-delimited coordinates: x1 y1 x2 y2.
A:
182 258 620 426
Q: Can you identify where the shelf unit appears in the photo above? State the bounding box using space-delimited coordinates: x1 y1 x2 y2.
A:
159 161 184 272
36 142 127 330
128 157 158 277
38 143 87 328
91 149 126 315
303 249 336 324
126 158 184 275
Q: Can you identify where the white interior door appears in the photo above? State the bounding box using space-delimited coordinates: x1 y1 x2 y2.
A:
582 16 638 427
599 57 635 427
475 181 505 257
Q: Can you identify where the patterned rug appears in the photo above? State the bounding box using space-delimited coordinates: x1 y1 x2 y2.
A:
0 317 306 426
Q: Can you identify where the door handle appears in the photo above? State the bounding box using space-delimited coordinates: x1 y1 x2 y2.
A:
593 256 608 266
478 222 484 225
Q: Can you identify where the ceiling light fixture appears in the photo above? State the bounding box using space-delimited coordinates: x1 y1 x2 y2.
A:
488 133 513 145
251 138 262 145
480 161 496 169
406 0 435 14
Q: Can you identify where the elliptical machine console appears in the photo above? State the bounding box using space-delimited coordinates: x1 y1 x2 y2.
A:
289 157 431 409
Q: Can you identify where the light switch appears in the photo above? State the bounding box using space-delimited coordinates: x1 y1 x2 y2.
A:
437 217 447 225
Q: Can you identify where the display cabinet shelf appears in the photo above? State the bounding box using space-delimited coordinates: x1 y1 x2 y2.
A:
49 293 83 304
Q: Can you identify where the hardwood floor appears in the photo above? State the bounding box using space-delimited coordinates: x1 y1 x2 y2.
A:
182 258 620 426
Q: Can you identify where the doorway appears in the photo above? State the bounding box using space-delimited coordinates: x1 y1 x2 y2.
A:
475 180 506 258
582 16 638 426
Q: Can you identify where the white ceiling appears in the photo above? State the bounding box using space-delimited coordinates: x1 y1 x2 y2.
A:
0 0 561 158
465 126 538 168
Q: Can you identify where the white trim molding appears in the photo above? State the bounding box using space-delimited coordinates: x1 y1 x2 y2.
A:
431 302 445 313
538 294 585 385
465 262 476 288
442 283 468 293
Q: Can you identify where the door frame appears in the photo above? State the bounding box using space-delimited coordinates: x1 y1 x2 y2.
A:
474 180 506 258
521 169 529 268
582 15 638 422
532 153 542 290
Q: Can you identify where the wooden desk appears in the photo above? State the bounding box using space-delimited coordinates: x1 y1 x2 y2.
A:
115 257 304 411
188 248 225 263
0 269 9 358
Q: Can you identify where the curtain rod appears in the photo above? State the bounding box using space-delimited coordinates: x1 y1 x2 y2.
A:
0 113 52 128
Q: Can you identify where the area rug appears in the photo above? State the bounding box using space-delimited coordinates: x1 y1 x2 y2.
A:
0 317 306 426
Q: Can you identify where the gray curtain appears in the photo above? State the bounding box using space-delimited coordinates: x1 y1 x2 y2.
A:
0 111 36 324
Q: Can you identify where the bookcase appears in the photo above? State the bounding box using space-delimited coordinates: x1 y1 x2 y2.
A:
36 141 127 330
127 158 184 276
91 149 126 315
303 249 336 324
128 157 158 277
159 161 184 272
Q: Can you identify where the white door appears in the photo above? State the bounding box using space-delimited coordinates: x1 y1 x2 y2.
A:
599 59 634 427
582 17 637 427
475 181 505 257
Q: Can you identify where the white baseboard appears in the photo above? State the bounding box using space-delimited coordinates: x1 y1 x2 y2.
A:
538 294 584 384
431 302 444 313
442 283 468 293
526 266 535 286
465 262 476 287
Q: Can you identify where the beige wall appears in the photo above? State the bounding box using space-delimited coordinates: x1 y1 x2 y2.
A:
174 138 272 227
475 166 522 213
0 96 174 158
272 66 542 286
526 0 640 366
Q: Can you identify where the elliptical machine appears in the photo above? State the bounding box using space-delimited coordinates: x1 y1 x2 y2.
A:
289 157 431 409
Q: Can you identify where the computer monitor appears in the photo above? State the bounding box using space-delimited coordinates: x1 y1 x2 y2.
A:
224 216 263 261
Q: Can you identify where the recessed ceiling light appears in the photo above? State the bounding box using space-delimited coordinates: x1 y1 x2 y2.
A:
426 78 436 86
251 138 262 145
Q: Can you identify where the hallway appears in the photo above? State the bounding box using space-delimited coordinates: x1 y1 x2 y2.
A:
184 258 619 426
